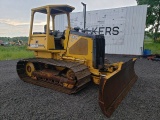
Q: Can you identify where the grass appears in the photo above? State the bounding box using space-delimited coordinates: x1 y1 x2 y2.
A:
144 40 160 54
0 46 34 60
0 39 159 61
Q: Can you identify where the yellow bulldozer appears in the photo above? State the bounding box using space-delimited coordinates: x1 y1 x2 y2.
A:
16 5 138 117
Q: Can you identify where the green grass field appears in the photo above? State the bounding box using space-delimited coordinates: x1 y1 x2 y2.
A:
0 46 34 60
144 40 160 54
0 40 159 61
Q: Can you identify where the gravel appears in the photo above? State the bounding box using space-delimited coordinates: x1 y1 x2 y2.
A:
0 55 160 120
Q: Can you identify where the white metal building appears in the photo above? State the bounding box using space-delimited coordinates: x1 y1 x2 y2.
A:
55 5 147 55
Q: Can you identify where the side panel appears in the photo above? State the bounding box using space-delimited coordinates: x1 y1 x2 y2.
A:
69 38 88 55
66 33 93 67
28 35 54 50
66 31 105 70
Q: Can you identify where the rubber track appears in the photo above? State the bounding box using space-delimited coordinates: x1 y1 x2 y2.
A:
16 58 91 94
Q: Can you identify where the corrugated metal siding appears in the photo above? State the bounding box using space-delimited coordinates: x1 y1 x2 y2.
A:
55 15 65 31
55 5 147 55
122 5 147 55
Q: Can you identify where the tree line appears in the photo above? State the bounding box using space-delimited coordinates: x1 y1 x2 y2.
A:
137 0 160 42
0 37 28 42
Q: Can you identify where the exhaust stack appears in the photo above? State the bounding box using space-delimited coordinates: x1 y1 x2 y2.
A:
81 2 86 30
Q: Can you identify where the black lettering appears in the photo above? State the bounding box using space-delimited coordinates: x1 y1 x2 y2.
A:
92 27 98 34
105 27 111 35
99 27 105 35
112 27 119 35
84 28 88 33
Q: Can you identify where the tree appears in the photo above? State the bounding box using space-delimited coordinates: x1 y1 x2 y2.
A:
136 0 160 41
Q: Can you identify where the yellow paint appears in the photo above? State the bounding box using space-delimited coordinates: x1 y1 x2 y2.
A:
92 76 101 85
27 5 129 86
35 51 52 58
63 83 74 89
66 34 94 67
55 66 65 71
26 62 35 76
133 58 137 61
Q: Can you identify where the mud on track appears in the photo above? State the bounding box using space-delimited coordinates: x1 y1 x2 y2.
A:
0 55 160 120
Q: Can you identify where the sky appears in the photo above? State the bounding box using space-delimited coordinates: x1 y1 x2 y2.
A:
0 0 137 37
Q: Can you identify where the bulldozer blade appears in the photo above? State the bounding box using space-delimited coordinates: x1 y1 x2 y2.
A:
99 59 138 117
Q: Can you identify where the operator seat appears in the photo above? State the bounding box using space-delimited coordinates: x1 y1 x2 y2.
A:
53 30 65 49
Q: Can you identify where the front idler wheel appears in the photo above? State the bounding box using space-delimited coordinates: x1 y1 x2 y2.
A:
25 62 35 77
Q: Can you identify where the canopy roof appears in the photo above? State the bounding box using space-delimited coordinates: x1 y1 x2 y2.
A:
32 5 75 15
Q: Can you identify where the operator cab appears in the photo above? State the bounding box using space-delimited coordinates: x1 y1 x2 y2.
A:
29 5 75 50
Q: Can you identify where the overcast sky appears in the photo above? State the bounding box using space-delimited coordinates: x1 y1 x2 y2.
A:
0 0 137 37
